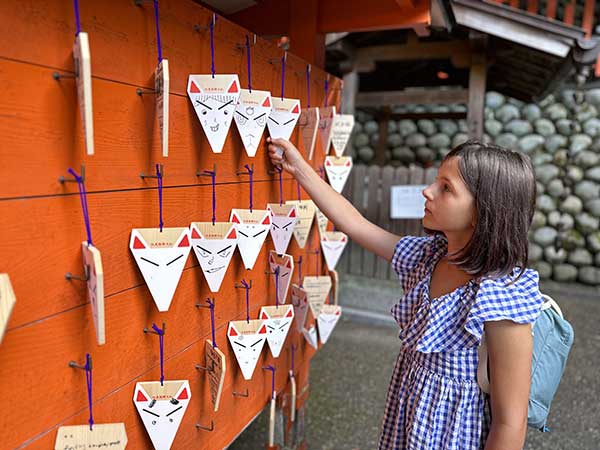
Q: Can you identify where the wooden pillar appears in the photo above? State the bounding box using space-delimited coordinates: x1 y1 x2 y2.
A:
342 70 359 158
467 33 487 140
289 0 325 68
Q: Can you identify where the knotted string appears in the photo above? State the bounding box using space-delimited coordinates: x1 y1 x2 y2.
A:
204 169 216 225
151 323 165 385
280 52 286 100
156 164 164 231
153 0 163 63
209 14 216 78
245 35 252 92
68 168 93 246
85 353 93 430
275 267 280 308
241 279 251 323
244 164 254 212
324 77 329 107
207 298 217 348
306 65 311 108
73 0 81 36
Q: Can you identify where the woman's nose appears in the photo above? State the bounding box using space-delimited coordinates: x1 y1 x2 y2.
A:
422 185 434 200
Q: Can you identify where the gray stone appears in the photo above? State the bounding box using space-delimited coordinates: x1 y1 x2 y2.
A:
557 213 575 231
597 253 600 266
531 210 547 229
414 105 427 113
578 267 600 286
495 133 518 149
518 134 545 154
450 105 467 113
556 119 580 136
415 147 435 163
484 119 503 137
574 151 600 168
583 118 600 137
452 133 469 148
559 195 583 215
570 134 593 153
353 122 363 134
586 231 600 253
532 226 558 246
538 94 555 109
534 118 556 137
553 149 569 167
504 119 532 137
387 120 398 134
357 146 375 163
591 137 600 152
405 133 426 148
544 135 568 153
398 120 418 136
585 167 600 182
544 246 567 264
561 89 579 109
547 179 566 198
544 103 568 121
552 264 578 282
458 120 468 133
532 153 554 166
363 120 379 135
568 248 593 266
560 229 585 250
438 120 458 136
427 133 451 149
585 198 600 217
537 195 556 213
353 133 370 147
370 133 380 146
575 212 599 234
535 164 560 185
522 104 542 122
566 165 584 183
355 110 372 122
391 147 415 164
575 104 598 123
528 243 543 262
508 98 525 108
430 105 450 113
495 104 520 123
585 88 600 106
386 133 403 148
536 181 545 196
546 211 561 227
392 106 407 114
485 91 505 109
532 261 552 279
574 180 600 201
417 120 437 136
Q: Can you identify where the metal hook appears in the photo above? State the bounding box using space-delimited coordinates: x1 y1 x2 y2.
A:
234 280 253 289
69 355 92 371
236 163 254 176
196 420 214 431
196 164 217 178
136 87 156 96
52 71 78 81
140 164 164 180
193 13 216 32
144 323 166 335
65 264 90 282
59 165 86 184
236 33 257 50
232 389 249 398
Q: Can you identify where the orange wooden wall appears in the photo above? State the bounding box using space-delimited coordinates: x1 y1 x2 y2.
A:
0 1 341 448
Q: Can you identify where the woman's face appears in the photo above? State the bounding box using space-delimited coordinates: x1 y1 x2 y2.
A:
422 157 476 237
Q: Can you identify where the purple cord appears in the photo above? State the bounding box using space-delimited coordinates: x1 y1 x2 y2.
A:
241 279 251 323
297 256 303 286
264 365 276 399
152 323 165 385
246 35 252 92
156 164 164 231
68 168 93 246
318 166 325 180
244 164 253 212
207 298 217 348
306 65 311 108
85 353 93 430
209 15 216 78
153 0 163 63
324 78 329 107
277 167 283 206
275 267 280 308
281 53 286 100
73 0 81 36
204 170 216 225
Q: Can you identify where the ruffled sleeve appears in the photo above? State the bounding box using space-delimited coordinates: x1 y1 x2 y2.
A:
465 268 544 341
391 235 441 292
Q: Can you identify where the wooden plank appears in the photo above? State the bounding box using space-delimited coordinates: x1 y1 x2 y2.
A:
375 166 395 279
349 164 367 275
388 166 409 279
357 88 469 108
361 166 382 277
407 166 425 238
354 40 470 66
289 0 325 67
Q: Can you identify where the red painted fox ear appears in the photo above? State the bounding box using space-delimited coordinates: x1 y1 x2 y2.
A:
262 97 271 107
291 104 299 114
286 260 292 268
259 324 267 334
229 325 238 337
345 159 352 167
228 80 239 93
325 159 332 166
285 308 293 318
191 227 202 239
133 236 146 249
178 235 190 247
226 228 237 239
288 208 296 218
136 389 149 402
189 80 200 93
231 212 241 223
341 236 347 242
177 387 189 400
262 215 271 225
261 311 269 320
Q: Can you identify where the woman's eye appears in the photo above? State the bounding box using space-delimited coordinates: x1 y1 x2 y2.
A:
443 184 451 192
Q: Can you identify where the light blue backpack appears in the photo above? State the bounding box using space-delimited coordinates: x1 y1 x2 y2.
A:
477 294 574 431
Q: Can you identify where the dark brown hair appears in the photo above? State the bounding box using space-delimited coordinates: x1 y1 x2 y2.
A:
430 140 536 282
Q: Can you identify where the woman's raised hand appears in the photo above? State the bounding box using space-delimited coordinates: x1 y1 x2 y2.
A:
267 137 304 176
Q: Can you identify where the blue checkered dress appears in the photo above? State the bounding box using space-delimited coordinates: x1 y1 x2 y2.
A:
378 234 543 450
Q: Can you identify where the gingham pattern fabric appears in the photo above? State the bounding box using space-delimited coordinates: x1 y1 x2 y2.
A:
378 235 543 450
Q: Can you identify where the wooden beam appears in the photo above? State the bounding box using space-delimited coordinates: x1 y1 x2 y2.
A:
289 0 325 67
227 0 290 36
356 88 469 107
355 40 471 66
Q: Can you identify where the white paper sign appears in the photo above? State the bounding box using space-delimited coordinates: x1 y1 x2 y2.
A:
267 97 301 141
291 284 308 333
319 106 336 154
317 304 342 344
303 275 332 318
302 325 319 349
324 156 352 193
330 114 355 157
298 107 319 160
267 204 297 255
82 242 105 345
286 200 316 249
315 205 329 236
55 423 128 450
269 251 294 305
228 320 267 380
320 231 348 271
234 89 272 157
187 74 240 153
134 380 191 450
390 185 427 219
74 32 94 155
129 228 191 312
190 222 237 293
155 60 170 157
0 274 16 345
259 305 294 358
230 209 271 270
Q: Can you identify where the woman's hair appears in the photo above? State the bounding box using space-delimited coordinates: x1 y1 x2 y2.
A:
429 140 536 282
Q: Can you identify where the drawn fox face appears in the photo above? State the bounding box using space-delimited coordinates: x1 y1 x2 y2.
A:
260 305 294 358
324 156 353 193
234 90 272 156
228 320 267 380
134 380 191 450
330 114 355 157
317 304 342 344
129 228 191 312
190 223 237 293
267 98 301 141
320 231 348 271
291 284 309 332
303 325 318 349
267 204 297 255
230 209 271 270
269 251 294 304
